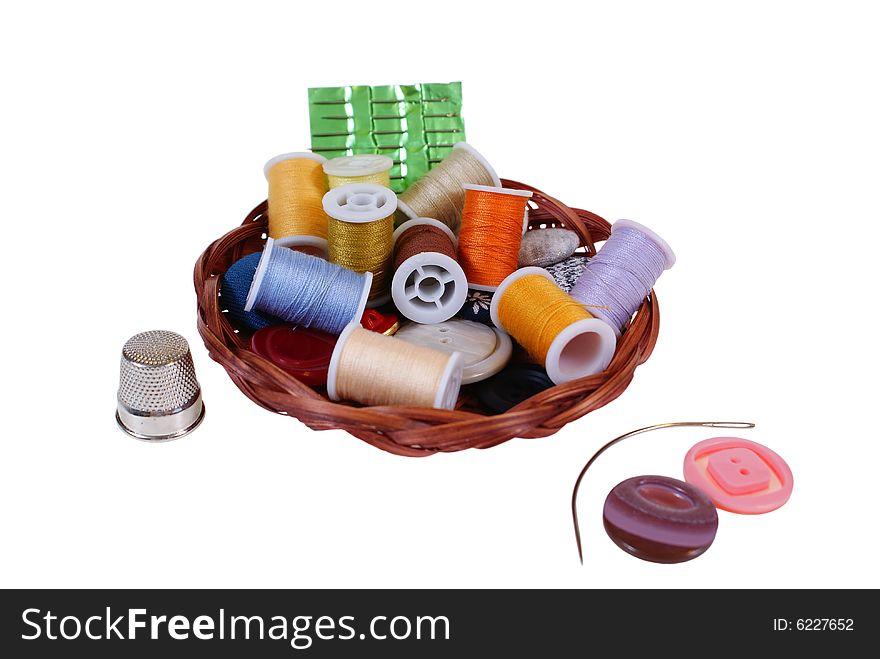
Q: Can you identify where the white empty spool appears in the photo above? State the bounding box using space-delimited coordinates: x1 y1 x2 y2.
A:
489 267 617 385
394 319 512 385
322 183 397 224
391 218 468 324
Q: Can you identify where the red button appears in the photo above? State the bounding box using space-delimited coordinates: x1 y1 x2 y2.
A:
250 325 336 386
684 437 793 514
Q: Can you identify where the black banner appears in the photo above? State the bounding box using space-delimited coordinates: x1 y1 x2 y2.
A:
0 589 871 656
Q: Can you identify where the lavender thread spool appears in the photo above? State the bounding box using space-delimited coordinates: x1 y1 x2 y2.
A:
569 219 675 335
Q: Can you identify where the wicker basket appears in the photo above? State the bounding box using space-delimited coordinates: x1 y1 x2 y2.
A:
194 179 660 456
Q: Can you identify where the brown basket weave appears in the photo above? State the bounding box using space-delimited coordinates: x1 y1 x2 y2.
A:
194 179 660 456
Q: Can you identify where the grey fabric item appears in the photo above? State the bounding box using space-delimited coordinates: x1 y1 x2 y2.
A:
546 254 589 292
518 228 580 267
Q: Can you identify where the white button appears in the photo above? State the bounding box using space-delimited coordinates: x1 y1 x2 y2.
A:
394 319 512 384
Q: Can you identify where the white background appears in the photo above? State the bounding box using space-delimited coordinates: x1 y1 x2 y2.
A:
1 1 877 589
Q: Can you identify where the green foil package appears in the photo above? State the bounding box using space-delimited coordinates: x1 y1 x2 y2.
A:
308 82 466 192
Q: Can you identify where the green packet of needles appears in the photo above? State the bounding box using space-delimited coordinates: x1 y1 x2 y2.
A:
308 82 466 193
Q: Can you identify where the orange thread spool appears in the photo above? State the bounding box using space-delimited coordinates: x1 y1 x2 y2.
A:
457 184 533 290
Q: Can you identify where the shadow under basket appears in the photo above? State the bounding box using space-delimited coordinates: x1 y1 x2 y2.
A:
194 179 661 456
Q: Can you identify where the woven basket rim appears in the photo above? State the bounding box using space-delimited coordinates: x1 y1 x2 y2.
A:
194 178 660 456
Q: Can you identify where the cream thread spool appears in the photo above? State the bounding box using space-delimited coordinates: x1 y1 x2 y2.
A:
324 154 393 189
327 323 464 410
264 152 329 256
323 183 397 307
489 267 617 384
397 142 501 232
391 218 468 324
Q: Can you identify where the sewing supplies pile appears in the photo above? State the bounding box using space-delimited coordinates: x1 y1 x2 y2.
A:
193 82 676 456
118 81 794 566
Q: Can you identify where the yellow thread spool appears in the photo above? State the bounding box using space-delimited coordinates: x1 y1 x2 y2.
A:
324 154 393 189
327 323 463 409
264 152 329 254
489 268 617 384
322 183 397 307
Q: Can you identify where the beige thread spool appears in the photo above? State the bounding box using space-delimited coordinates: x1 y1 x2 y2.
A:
397 142 500 233
327 323 464 410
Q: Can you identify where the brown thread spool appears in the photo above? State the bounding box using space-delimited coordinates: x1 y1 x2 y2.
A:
391 218 468 324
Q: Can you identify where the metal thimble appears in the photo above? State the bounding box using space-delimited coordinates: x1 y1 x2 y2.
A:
116 330 205 441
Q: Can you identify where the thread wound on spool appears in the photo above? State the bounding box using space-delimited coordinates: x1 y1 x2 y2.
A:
391 218 467 324
490 268 616 384
324 154 393 189
245 239 371 336
398 142 500 233
323 184 397 306
264 152 329 242
458 185 532 291
569 219 675 334
221 252 282 332
327 324 463 410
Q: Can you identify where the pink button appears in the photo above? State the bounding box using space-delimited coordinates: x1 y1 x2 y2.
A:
683 437 793 514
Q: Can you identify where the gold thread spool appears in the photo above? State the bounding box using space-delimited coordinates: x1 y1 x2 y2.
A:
327 324 463 409
398 142 500 233
458 184 532 290
489 268 617 385
324 154 393 189
264 152 329 252
322 184 397 307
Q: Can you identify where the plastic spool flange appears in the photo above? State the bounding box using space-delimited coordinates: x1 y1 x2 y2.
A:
327 323 464 410
391 218 467 324
613 219 677 269
322 183 398 308
453 142 501 188
244 238 372 331
489 267 617 385
263 151 327 179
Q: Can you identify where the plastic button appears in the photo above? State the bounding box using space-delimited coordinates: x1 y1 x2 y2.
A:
250 326 336 386
603 475 719 564
394 319 512 384
683 437 793 514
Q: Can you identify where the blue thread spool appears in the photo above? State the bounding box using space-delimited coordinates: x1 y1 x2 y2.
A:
244 238 372 336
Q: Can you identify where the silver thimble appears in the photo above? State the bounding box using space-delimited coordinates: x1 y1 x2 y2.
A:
116 330 205 441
